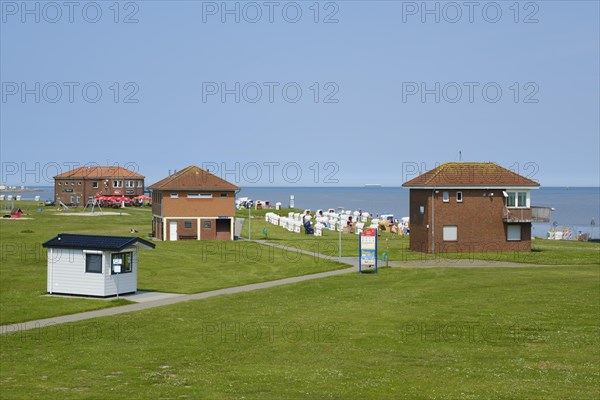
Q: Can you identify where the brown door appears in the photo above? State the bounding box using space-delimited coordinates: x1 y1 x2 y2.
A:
216 219 231 240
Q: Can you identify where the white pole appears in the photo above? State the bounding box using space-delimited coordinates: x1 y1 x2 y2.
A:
338 207 343 261
248 206 251 240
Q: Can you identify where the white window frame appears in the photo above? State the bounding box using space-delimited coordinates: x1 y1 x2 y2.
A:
126 180 134 188
111 252 133 274
187 193 212 199
92 181 99 188
170 193 179 199
442 192 449 203
456 192 463 202
443 225 458 241
137 181 143 188
506 191 529 208
113 180 123 188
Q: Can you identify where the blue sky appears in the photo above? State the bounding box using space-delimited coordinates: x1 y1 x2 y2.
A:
1 0 599 187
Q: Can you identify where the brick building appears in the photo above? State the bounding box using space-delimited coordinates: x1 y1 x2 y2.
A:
402 162 540 253
54 166 145 207
149 165 240 241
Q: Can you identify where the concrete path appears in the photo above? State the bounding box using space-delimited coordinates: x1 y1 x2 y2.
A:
0 239 557 335
120 291 186 303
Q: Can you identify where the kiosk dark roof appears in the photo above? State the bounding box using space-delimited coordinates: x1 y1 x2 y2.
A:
42 233 155 251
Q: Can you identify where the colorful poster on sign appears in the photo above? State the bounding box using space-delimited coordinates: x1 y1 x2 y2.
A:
359 228 378 273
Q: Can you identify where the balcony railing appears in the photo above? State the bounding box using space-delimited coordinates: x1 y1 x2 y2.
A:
503 207 533 223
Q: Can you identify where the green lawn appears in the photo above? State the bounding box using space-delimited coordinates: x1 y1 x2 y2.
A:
1 266 598 399
0 202 344 325
238 208 600 265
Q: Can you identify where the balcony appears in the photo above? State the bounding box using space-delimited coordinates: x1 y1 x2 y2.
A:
503 207 533 223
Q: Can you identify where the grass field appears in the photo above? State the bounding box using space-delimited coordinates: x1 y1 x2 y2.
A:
0 202 344 325
1 266 598 399
237 208 600 265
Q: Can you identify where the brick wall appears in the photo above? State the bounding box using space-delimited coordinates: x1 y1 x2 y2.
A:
409 189 532 253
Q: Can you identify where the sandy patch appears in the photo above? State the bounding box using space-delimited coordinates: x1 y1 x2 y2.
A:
53 212 130 216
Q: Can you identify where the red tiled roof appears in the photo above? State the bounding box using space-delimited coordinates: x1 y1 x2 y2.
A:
148 165 240 191
402 162 540 188
54 166 144 179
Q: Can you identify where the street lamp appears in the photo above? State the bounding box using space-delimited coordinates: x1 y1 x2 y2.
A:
248 202 251 240
337 206 344 261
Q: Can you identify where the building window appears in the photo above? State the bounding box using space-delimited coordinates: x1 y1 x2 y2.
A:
443 225 458 241
92 181 99 188
203 220 212 229
111 252 132 274
442 192 449 202
456 192 463 202
188 193 212 199
506 191 528 208
518 192 527 207
58 182 61 185
170 193 179 199
78 181 82 186
184 220 193 229
137 181 143 188
113 180 123 188
126 180 134 188
220 193 228 198
507 225 522 241
85 254 102 273
70 195 74 203
71 182 75 185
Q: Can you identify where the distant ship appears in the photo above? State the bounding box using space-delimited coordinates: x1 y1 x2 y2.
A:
364 184 382 187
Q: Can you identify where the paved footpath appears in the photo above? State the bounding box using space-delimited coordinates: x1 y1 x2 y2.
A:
0 240 552 335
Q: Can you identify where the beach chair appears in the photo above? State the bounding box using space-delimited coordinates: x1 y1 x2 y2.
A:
303 221 314 234
355 222 365 235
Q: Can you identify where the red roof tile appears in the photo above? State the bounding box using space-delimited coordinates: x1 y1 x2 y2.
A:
148 165 240 191
402 162 540 188
54 166 144 179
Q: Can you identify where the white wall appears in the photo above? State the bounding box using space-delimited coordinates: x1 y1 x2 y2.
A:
47 248 106 296
47 247 138 297
104 248 137 295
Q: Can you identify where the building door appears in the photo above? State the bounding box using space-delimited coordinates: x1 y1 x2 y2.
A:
216 218 231 240
169 221 178 241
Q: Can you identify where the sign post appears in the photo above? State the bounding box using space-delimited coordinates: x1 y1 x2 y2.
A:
113 257 122 299
359 228 378 273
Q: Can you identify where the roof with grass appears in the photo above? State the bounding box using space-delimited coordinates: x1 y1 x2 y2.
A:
402 162 540 188
148 165 240 191
42 233 155 251
54 166 144 179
